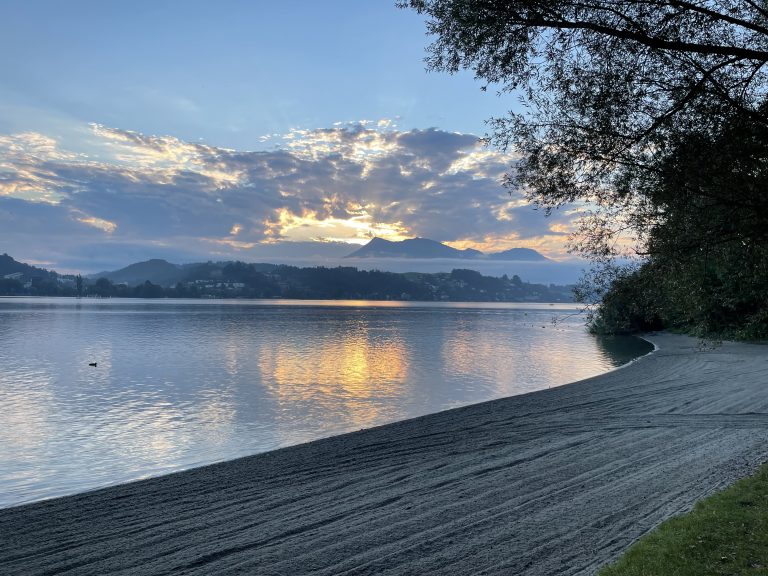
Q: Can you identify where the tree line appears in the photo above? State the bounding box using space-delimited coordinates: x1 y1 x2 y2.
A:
84 265 574 303
0 260 574 302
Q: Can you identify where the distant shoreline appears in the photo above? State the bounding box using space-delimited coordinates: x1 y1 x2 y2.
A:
3 333 767 575
1 253 578 301
0 294 578 306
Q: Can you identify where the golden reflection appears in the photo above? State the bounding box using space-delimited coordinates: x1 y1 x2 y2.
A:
259 330 409 431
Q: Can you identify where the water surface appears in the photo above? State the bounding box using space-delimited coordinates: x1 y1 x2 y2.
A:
0 297 652 507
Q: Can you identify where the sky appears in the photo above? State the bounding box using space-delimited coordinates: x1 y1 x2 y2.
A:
0 1 584 276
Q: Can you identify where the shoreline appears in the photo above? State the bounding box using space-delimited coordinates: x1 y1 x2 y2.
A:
3 333 768 575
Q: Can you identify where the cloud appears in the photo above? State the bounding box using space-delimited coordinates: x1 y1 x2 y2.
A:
0 121 580 271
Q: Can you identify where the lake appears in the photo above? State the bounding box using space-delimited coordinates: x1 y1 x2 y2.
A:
0 297 652 508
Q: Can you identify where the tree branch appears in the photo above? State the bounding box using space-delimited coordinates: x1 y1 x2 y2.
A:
516 12 768 60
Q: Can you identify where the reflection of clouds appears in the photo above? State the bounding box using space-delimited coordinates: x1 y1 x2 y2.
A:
442 326 519 397
440 312 626 402
195 395 237 443
258 327 410 433
72 386 236 474
514 325 625 391
95 398 191 463
223 334 240 377
0 362 59 506
0 367 56 454
0 300 638 507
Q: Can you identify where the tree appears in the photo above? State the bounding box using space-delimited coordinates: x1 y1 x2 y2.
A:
92 277 115 297
403 0 768 337
75 274 84 298
582 113 768 338
134 280 165 299
402 0 768 256
0 278 23 296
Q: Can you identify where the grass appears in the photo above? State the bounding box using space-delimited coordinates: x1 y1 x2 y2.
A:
598 463 768 576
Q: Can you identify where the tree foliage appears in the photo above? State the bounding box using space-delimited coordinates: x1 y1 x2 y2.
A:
404 0 768 337
405 1 768 215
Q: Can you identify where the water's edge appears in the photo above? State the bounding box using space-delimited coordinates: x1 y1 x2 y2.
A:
3 332 656 510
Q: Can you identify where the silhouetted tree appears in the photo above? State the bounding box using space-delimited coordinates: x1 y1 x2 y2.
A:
403 1 768 253
134 280 164 298
404 0 768 336
0 278 23 295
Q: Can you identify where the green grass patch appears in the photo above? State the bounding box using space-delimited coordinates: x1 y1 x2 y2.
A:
598 463 768 575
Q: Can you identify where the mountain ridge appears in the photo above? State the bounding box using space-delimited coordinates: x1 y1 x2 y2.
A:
344 237 548 261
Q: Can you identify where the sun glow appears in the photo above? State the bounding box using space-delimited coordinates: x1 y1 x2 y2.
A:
262 207 411 244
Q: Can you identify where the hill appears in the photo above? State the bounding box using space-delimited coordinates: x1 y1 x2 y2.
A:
0 253 57 280
91 259 183 286
0 253 74 296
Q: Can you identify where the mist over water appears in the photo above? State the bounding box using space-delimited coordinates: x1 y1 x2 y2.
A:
0 298 652 507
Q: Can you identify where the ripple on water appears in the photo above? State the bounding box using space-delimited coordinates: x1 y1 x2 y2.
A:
0 297 652 507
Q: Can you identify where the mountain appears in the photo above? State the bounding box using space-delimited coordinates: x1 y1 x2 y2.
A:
0 253 57 280
92 259 183 286
488 247 549 261
344 237 548 261
345 237 484 259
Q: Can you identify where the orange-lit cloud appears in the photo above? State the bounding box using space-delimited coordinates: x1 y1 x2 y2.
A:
77 215 118 234
0 120 585 271
263 207 411 245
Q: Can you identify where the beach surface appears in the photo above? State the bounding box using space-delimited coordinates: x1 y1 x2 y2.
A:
2 333 768 575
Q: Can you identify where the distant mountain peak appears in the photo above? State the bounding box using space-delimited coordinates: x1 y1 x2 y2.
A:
344 237 482 259
488 247 549 262
344 237 546 261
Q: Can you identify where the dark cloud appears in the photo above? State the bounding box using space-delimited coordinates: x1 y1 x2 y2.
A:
0 123 578 271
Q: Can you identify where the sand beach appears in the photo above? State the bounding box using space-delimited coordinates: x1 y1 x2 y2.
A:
2 333 768 575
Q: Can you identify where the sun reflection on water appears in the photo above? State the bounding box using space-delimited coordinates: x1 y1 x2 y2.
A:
0 298 652 507
259 326 410 434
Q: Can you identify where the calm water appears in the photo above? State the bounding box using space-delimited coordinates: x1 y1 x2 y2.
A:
0 298 652 508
